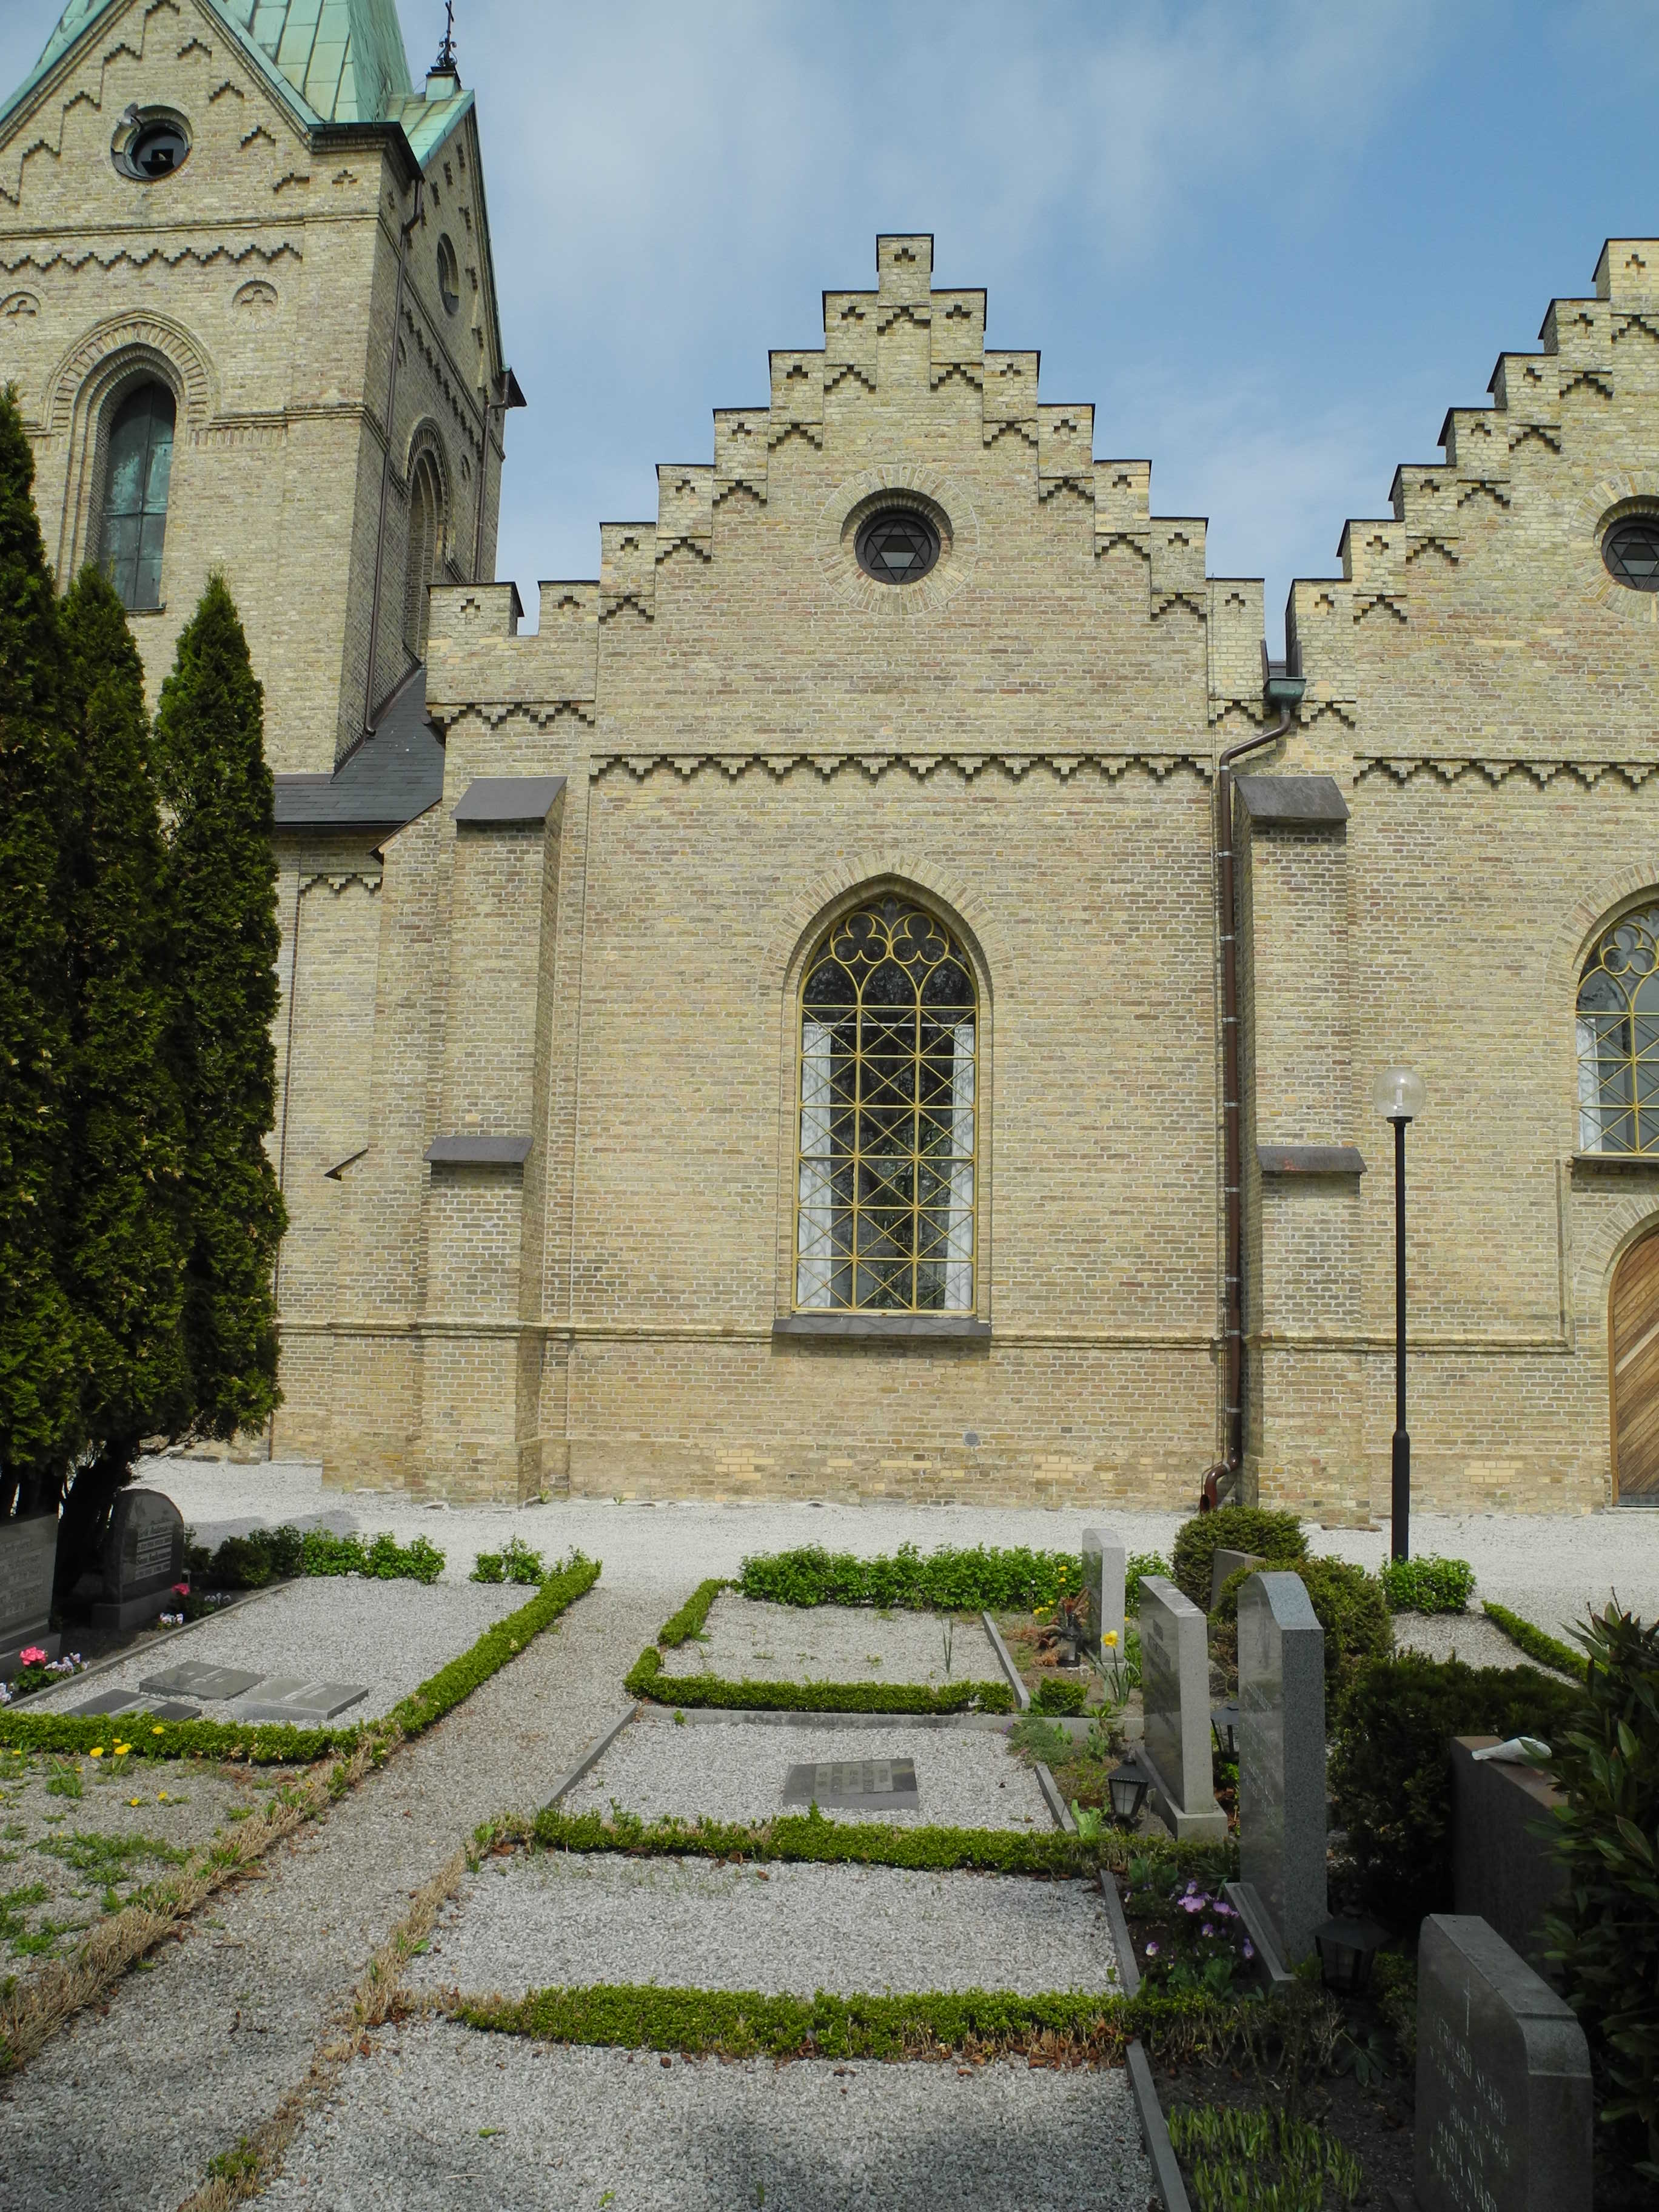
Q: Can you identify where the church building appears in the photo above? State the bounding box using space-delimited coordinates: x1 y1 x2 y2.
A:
7 1 1659 1522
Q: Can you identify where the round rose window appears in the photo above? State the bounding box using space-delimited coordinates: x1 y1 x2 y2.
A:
1603 516 1659 592
856 509 940 586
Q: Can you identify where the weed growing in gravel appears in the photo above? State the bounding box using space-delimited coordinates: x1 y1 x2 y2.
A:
44 1765 81 1800
35 1831 187 1882
0 1885 49 1947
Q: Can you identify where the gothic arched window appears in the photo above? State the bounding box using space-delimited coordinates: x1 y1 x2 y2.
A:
99 381 175 611
403 446 444 659
796 896 977 1313
1578 903 1659 1153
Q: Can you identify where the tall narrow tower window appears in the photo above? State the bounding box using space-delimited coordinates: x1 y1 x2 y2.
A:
99 381 175 612
403 448 445 658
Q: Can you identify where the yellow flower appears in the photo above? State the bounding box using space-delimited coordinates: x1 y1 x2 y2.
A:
1105 1631 1119 1648
152 1726 164 1735
158 1791 169 1801
90 1746 104 1757
128 1797 141 1808
113 1743 130 1755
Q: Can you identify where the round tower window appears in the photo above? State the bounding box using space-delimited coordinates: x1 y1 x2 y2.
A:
113 112 190 181
856 509 940 586
437 235 461 317
1603 516 1659 592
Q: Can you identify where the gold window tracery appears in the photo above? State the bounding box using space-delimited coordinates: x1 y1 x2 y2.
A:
1578 903 1659 1154
795 897 977 1313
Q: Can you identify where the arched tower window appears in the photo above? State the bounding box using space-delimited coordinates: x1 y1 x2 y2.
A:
795 895 977 1313
403 446 444 659
1578 903 1659 1154
98 381 175 611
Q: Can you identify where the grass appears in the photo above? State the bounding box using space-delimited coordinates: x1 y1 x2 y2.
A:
34 1831 189 1881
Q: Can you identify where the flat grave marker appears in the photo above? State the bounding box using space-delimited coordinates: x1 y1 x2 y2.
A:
1237 1570 1327 1964
93 1490 185 1631
69 1688 201 1720
0 1514 61 1674
232 1678 369 1724
1415 1913 1590 2212
1137 1576 1227 1842
139 1661 266 1703
781 1757 919 1809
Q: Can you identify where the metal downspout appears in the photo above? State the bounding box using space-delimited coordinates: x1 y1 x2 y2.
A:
362 176 424 737
1201 650 1303 1512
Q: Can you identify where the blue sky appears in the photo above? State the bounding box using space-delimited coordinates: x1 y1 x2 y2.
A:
10 0 1659 645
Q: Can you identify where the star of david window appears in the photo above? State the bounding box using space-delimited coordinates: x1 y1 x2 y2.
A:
795 897 976 1313
855 509 940 586
1603 517 1659 592
1578 905 1659 1153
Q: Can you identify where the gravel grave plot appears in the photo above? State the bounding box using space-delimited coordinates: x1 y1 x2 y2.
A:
22 1577 528 1725
562 1718 1051 1831
0 1751 304 1970
263 2026 1153 2211
409 1854 1122 1998
685 1592 1000 1687
1390 1609 1578 1677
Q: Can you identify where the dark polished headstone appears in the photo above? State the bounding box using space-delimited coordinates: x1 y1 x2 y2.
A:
0 1514 61 1674
139 1661 265 1703
232 1678 369 1723
1415 1914 1591 2212
93 1491 185 1631
1238 1570 1327 1964
781 1757 919 1808
1450 1737 1567 1985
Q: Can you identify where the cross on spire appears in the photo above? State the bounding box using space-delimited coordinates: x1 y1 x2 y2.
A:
433 0 458 75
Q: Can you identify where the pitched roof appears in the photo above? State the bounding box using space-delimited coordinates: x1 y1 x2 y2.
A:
272 662 445 833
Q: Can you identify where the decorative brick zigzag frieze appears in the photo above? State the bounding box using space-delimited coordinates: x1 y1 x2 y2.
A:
588 748 1212 787
1 240 302 276
1355 756 1659 790
0 0 188 209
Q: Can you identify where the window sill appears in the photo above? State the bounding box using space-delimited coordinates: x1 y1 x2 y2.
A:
773 1313 991 1341
1572 1151 1659 1169
126 602 167 617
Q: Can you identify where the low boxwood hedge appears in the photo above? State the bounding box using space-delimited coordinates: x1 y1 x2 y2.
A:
736 1542 1081 1613
0 1553 601 1764
625 1644 1014 1715
1481 1600 1588 1683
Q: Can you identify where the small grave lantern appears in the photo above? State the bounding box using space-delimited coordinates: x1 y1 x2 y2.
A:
1210 1700 1239 1757
1107 1755 1150 1827
1312 1914 1387 1996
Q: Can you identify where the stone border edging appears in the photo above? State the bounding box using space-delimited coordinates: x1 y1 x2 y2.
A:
543 1707 640 1809
1127 2038 1194 2212
1099 1869 1139 1996
631 1705 1018 1734
7 1578 289 1709
1034 1761 1074 1831
980 1609 1031 1709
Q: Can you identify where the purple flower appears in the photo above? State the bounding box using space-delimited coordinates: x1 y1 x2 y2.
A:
1201 1923 1215 1938
1181 1896 1204 1913
1185 1881 1199 1895
1144 1942 1160 1957
1215 1900 1235 1918
1242 1941 1255 1961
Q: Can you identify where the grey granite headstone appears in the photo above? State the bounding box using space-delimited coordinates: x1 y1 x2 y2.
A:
139 1661 266 1703
1210 1547 1267 1611
0 1514 61 1674
232 1678 369 1723
1079 1525 1125 1663
1136 1576 1227 1842
1238 1570 1327 1964
94 1490 185 1631
1415 1914 1591 2212
781 1757 919 1809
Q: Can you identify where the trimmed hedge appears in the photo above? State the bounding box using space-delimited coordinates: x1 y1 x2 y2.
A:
1329 1651 1585 1930
655 1578 726 1649
625 1644 1013 1715
1170 1507 1305 1611
526 1805 1238 1885
736 1542 1081 1613
1213 1555 1393 1688
0 1553 601 1764
1379 1555 1475 1616
1481 1600 1588 1683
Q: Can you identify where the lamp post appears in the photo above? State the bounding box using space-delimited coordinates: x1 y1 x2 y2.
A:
1373 1066 1426 1563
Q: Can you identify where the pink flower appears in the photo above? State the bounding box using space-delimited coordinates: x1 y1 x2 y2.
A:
18 1647 45 1667
173 1583 190 1597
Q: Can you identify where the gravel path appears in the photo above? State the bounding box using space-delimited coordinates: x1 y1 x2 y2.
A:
141 1455 1659 1640
410 1855 1121 1998
1390 1610 1578 1677
690 1592 999 1686
0 1577 642 2212
562 1718 1051 1831
24 1577 528 1723
262 2027 1153 2211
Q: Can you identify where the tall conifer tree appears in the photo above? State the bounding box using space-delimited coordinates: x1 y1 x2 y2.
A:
52 566 189 1570
0 387 78 1517
153 577 286 1438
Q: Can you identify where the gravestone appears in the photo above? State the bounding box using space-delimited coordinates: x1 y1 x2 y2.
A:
0 1514 61 1674
93 1490 185 1631
1450 1738 1567 1985
70 1688 200 1721
140 1661 266 1703
232 1678 369 1724
1415 1914 1590 2212
1210 1547 1267 1610
1136 1576 1227 1841
1237 1570 1327 1964
781 1757 919 1809
1079 1524 1126 1664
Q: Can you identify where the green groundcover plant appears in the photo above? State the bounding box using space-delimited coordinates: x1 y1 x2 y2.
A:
0 1553 599 1763
1170 1507 1306 1612
470 1537 546 1586
737 1542 1080 1612
1168 2104 1364 2212
192 1524 444 1590
1379 1555 1475 1615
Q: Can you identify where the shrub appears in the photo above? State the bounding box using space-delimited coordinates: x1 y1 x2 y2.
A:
1124 1552 1169 1612
1213 1555 1393 1690
1170 1507 1305 1611
1031 1674 1087 1716
1379 1555 1475 1615
1329 1652 1586 1932
204 1523 444 1589
1543 1603 1659 2180
471 1537 546 1586
736 1541 1078 1614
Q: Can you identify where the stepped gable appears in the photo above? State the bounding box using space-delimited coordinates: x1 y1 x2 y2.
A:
1288 238 1659 768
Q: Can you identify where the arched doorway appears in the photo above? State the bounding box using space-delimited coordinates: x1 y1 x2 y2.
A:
1611 1226 1659 1501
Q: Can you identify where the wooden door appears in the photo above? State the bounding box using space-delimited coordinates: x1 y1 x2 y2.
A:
1612 1229 1659 1501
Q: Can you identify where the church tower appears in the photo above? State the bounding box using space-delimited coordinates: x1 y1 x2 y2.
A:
0 0 519 774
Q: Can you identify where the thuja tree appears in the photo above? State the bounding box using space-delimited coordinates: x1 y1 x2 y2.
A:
152 575 286 1444
0 386 79 1515
51 565 189 1582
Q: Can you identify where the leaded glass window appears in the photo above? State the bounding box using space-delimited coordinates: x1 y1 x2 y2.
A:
98 381 175 612
1578 905 1659 1153
795 897 977 1312
1603 517 1659 592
